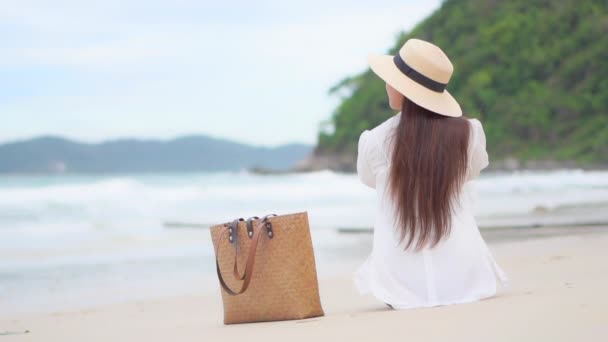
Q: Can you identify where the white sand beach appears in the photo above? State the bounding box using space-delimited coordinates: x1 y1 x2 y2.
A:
2 225 607 342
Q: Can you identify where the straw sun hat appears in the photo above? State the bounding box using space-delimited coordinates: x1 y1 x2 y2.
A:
368 38 462 117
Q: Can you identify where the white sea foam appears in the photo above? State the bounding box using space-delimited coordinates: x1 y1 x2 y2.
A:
0 169 607 315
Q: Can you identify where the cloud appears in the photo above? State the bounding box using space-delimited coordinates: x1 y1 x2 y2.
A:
0 0 441 146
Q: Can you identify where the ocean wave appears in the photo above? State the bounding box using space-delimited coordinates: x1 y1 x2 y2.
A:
0 170 607 229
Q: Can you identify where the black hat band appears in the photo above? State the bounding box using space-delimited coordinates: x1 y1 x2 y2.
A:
393 54 447 93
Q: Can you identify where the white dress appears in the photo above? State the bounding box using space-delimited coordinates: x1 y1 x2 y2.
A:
353 111 509 309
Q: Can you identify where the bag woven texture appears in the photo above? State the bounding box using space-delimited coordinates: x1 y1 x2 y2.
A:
210 211 324 324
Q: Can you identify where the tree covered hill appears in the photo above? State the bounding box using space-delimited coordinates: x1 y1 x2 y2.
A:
314 0 607 170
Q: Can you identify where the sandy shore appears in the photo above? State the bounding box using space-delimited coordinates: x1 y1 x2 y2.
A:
2 226 608 342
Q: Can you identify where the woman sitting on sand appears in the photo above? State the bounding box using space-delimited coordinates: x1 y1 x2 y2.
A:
354 38 509 309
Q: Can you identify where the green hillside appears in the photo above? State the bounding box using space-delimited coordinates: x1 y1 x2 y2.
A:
316 0 607 166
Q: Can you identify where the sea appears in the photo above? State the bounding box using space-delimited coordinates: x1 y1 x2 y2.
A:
1 169 608 316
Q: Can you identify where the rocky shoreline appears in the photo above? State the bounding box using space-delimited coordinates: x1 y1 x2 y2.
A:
251 152 608 174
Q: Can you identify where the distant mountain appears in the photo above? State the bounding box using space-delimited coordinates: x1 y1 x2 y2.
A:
0 135 313 173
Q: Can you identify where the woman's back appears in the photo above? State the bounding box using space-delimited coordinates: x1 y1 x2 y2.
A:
356 37 508 309
353 111 509 308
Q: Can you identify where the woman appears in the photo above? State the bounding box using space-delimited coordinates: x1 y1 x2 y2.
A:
354 38 508 310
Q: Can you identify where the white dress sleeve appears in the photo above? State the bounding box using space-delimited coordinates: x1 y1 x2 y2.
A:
466 118 490 181
357 130 376 188
357 121 392 189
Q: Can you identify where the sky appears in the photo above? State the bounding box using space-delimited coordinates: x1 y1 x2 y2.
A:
0 0 442 147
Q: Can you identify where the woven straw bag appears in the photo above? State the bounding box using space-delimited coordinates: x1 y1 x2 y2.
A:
210 211 325 324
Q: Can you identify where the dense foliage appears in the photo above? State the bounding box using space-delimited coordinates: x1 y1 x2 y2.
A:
317 0 607 164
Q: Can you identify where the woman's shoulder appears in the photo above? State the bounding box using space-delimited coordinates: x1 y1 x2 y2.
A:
465 117 485 132
368 112 401 148
465 117 486 143
464 117 489 177
370 112 401 135
358 112 401 168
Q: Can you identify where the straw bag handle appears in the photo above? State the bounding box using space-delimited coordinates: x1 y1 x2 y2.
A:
217 218 247 281
232 216 267 280
214 214 276 295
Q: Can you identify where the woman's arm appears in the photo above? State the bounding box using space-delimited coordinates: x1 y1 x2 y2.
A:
466 118 489 181
357 129 376 189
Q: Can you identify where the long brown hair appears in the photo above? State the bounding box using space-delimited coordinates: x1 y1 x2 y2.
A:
388 97 470 251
